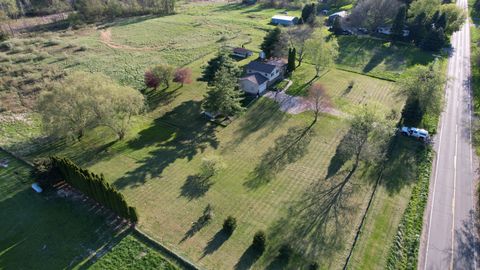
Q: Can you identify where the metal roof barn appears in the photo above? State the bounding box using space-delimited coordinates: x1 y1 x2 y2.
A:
271 15 298 26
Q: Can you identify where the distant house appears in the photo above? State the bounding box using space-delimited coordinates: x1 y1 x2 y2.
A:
271 15 298 26
232 47 253 58
239 59 286 95
377 26 392 35
328 11 347 25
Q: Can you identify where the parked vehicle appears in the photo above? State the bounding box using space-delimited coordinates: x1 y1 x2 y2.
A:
400 126 430 141
357 28 368 34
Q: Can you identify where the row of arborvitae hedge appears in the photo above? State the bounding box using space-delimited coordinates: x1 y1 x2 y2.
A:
385 148 432 270
51 157 139 223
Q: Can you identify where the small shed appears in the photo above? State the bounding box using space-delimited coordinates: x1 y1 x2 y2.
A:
232 47 253 58
328 11 347 25
271 15 298 26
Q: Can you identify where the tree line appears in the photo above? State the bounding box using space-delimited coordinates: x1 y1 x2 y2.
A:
51 156 139 223
345 0 465 51
0 0 175 22
71 0 175 23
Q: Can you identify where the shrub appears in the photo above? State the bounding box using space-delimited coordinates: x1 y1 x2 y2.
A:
223 216 237 235
278 244 293 260
309 262 319 270
0 30 9 42
252 230 266 252
0 41 13 52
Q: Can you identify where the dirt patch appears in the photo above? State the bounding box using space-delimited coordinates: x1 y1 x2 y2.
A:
99 28 157 51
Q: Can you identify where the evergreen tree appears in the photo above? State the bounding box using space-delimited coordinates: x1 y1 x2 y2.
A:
437 13 447 30
202 51 241 84
391 6 406 41
410 12 427 45
421 27 445 51
300 3 316 25
260 27 282 59
331 16 343 35
203 66 244 117
287 48 296 73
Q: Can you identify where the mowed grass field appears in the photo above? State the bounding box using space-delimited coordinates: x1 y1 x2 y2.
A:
0 2 434 269
0 150 121 269
10 70 403 269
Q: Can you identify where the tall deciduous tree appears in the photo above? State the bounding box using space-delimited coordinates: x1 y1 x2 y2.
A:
202 66 244 117
37 71 144 140
305 33 339 77
399 63 445 122
173 67 192 87
287 25 313 67
349 0 402 31
308 83 331 124
151 64 174 88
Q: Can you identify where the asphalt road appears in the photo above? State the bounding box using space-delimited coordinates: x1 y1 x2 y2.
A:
419 0 479 269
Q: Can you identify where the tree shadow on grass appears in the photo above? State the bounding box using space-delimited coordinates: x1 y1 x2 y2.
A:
200 229 230 259
179 175 213 200
179 206 212 243
264 165 359 268
114 101 219 189
244 125 313 189
226 99 288 149
362 48 386 73
144 86 181 112
378 136 423 194
325 129 353 179
234 245 262 270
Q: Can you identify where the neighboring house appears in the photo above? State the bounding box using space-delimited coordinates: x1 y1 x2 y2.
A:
239 59 286 95
377 26 392 35
232 47 253 58
328 11 347 25
271 15 298 26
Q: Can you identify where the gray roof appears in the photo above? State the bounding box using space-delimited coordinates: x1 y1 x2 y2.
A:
246 61 276 74
240 73 269 86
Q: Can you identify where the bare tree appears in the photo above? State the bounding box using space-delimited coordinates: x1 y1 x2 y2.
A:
348 0 402 31
287 25 314 67
305 32 339 77
308 83 332 124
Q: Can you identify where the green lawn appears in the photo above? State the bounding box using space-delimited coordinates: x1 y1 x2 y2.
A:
0 150 122 269
335 36 435 81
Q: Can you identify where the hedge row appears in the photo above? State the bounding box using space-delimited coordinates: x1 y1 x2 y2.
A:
52 157 138 223
385 148 432 270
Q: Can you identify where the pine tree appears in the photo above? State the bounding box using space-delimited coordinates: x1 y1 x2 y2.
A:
203 66 244 117
391 6 406 41
287 48 296 73
260 27 282 59
202 50 241 84
421 27 445 52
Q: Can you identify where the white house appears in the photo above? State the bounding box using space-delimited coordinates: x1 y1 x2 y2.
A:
239 74 269 95
239 60 286 95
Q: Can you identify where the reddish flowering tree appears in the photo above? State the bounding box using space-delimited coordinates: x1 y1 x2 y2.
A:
173 68 192 87
144 70 160 90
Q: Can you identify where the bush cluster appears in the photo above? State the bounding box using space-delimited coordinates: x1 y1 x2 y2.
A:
223 216 237 235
